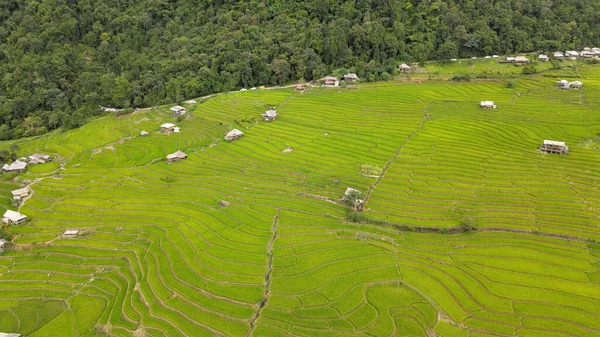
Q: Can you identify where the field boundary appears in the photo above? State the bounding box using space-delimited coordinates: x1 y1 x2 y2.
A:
245 208 280 337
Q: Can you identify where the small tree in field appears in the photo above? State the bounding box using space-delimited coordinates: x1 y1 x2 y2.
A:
344 189 365 211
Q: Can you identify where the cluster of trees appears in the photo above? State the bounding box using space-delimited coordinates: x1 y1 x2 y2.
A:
1 0 599 140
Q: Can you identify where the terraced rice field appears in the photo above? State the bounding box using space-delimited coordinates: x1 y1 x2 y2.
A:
0 64 599 337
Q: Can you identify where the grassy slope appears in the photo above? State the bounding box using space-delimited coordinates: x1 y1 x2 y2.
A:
0 60 598 336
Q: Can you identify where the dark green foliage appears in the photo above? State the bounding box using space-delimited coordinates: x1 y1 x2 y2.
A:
451 74 472 82
504 81 514 88
522 65 537 75
1 0 599 140
460 216 477 232
347 211 367 223
0 228 12 241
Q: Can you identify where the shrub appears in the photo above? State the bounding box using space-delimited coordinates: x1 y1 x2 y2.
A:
522 65 537 75
504 81 514 88
161 175 176 182
460 216 477 232
347 211 366 223
451 74 471 82
360 164 383 177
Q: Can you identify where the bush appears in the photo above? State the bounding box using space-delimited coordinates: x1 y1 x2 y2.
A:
522 65 537 75
460 216 477 232
360 164 383 177
451 74 471 82
347 211 366 223
0 229 12 241
504 81 514 88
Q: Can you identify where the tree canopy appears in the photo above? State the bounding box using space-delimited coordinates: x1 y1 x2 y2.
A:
1 0 599 140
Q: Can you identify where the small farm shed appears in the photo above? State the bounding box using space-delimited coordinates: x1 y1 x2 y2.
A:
166 150 187 163
173 127 181 133
344 73 359 82
570 81 583 89
225 129 244 141
398 64 412 72
565 51 579 58
140 131 149 136
540 140 568 154
322 76 339 87
0 239 7 253
515 56 530 65
160 123 176 132
538 54 549 62
262 109 278 122
2 161 27 173
0 333 21 337
480 101 497 109
581 51 595 58
553 51 564 59
557 80 570 89
11 188 29 200
295 85 305 92
63 229 80 237
3 210 27 225
29 154 51 162
170 106 187 116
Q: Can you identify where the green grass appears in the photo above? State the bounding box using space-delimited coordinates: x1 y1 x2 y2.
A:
0 63 599 336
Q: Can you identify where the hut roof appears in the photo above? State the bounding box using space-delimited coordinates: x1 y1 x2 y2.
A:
64 229 80 236
323 76 338 81
344 187 360 196
570 81 583 86
166 150 187 160
557 80 569 84
29 154 50 161
344 73 359 80
170 105 186 112
399 63 411 69
3 161 27 171
539 54 548 59
226 129 244 138
3 210 26 223
0 333 21 337
11 188 29 197
566 50 579 56
515 56 529 62
480 101 495 106
161 123 176 129
544 140 565 147
263 110 278 118
554 51 564 57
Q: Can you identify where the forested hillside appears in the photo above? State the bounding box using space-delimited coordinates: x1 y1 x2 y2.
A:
0 0 599 140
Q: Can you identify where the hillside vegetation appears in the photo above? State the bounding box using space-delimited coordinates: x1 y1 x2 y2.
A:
1 0 600 139
0 61 599 336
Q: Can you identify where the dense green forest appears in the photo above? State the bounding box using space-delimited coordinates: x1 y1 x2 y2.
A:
0 0 599 140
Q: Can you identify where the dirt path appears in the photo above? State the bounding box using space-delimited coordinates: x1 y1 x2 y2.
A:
245 208 280 337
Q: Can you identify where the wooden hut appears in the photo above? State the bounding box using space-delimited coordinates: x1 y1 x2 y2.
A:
166 150 187 163
480 101 497 109
538 54 549 62
343 73 359 82
398 64 412 72
140 131 149 136
63 229 80 237
11 188 29 201
557 80 570 89
2 161 27 173
540 140 568 154
170 106 187 116
321 76 339 87
515 56 530 65
262 109 278 122
569 81 583 89
553 51 564 59
3 210 27 225
295 85 305 93
224 129 244 141
160 123 176 132
0 239 7 253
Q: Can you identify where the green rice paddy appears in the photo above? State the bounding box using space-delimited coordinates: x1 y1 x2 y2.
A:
0 61 599 336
